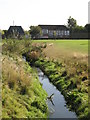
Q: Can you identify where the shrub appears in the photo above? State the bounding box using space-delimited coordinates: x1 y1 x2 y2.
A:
8 81 15 89
20 85 28 95
82 76 87 81
31 99 47 113
61 70 67 77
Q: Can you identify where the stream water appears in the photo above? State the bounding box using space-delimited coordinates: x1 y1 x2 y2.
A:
22 56 77 119
37 68 77 119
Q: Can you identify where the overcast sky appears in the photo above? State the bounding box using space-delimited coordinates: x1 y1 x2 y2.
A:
0 0 89 30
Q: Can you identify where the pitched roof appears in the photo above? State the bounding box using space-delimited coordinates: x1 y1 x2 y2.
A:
38 25 69 30
8 26 24 35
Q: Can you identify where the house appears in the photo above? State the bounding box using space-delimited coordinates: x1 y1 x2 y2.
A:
7 26 25 39
38 25 70 39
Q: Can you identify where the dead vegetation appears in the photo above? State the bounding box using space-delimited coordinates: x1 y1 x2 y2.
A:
2 39 48 118
35 42 88 93
2 55 32 95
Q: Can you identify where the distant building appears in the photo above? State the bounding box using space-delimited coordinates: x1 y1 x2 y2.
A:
7 26 25 39
38 25 70 39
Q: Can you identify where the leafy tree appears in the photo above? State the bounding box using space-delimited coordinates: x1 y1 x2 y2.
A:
29 26 42 39
24 30 29 36
67 16 77 33
0 29 4 35
72 25 86 33
85 24 90 32
85 24 90 38
1 30 8 39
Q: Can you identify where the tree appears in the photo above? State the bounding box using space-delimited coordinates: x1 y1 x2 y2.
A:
0 29 4 35
29 26 42 39
67 16 77 33
85 24 90 38
85 24 90 32
1 30 8 39
72 25 86 33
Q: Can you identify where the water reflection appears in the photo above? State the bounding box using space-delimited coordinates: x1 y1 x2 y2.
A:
47 93 55 106
37 68 77 119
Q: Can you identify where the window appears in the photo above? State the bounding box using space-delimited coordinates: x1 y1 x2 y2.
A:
61 31 63 35
56 30 58 35
47 29 48 33
63 30 66 35
65 31 67 35
48 30 53 36
66 31 70 35
42 29 48 34
58 31 61 35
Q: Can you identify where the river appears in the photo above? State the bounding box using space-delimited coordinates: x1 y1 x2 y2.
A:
22 56 77 119
37 68 77 119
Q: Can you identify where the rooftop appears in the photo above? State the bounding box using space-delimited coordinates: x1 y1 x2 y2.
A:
39 25 69 30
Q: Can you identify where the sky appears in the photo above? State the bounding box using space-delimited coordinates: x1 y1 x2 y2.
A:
0 0 89 30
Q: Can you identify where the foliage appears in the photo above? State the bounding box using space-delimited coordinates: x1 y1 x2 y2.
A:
24 30 31 40
72 25 86 33
29 26 42 39
0 29 4 35
53 31 56 39
2 39 32 55
67 16 77 32
67 16 88 35
31 58 89 119
2 39 88 119
85 24 90 32
2 39 48 118
2 30 8 39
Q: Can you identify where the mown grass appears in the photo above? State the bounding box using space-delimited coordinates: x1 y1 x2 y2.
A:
2 39 48 118
34 39 88 53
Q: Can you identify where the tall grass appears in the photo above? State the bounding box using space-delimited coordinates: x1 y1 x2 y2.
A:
2 39 48 118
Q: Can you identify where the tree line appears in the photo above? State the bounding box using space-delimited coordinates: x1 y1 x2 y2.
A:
1 16 90 39
29 16 90 39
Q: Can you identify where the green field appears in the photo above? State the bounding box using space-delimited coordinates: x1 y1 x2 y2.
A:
34 40 88 54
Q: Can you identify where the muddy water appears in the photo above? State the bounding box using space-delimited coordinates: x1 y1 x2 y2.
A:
37 68 77 119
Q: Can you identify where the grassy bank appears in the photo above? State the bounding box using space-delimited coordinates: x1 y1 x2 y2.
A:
32 58 89 119
33 40 88 79
24 39 89 119
2 39 48 118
